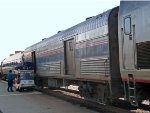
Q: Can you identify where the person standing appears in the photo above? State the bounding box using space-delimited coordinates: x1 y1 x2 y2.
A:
7 70 14 92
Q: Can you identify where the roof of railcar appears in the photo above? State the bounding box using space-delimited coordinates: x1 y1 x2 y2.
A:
25 7 115 51
2 52 23 64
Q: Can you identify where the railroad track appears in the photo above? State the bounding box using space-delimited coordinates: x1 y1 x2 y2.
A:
36 87 132 113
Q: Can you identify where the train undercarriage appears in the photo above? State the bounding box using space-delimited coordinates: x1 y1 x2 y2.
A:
35 76 123 105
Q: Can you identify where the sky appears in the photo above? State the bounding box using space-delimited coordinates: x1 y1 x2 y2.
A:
0 0 120 61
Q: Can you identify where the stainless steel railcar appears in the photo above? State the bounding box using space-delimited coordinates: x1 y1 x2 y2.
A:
118 1 150 106
1 51 34 79
23 1 150 106
1 52 23 76
24 7 122 104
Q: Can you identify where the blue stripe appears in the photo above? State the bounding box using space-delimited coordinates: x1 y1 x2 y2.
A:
25 43 109 63
75 43 109 58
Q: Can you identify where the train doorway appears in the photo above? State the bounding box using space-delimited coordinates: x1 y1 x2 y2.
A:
64 38 75 75
32 51 36 74
122 15 135 69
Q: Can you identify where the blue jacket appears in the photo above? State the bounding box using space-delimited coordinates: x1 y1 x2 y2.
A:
7 72 14 81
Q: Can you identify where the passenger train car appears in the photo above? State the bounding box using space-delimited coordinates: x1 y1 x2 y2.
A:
2 1 150 106
1 51 23 76
1 51 34 78
23 6 122 104
118 1 150 106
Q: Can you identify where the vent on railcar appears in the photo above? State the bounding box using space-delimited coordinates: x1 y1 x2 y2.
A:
80 58 110 76
137 41 150 69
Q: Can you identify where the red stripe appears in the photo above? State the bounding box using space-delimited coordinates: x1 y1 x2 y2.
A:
24 48 64 58
76 37 108 49
38 48 64 57
86 40 108 46
122 77 150 83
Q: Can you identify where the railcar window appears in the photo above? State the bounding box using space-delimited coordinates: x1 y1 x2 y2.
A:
69 41 73 51
124 17 131 35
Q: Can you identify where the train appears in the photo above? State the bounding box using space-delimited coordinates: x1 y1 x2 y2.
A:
0 51 33 78
1 1 150 106
1 51 23 76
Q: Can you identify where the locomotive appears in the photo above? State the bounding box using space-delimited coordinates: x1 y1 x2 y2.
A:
1 1 150 106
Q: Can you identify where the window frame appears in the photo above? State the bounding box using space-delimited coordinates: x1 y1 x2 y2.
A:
124 16 131 35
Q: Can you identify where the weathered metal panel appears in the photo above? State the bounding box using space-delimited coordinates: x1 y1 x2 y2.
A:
118 1 150 81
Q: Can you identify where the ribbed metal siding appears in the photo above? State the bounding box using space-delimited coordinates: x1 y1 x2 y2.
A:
80 58 110 76
137 41 150 69
49 62 61 74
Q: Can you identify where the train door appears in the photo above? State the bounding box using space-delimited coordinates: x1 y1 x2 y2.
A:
122 15 135 69
64 38 75 75
32 51 36 73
